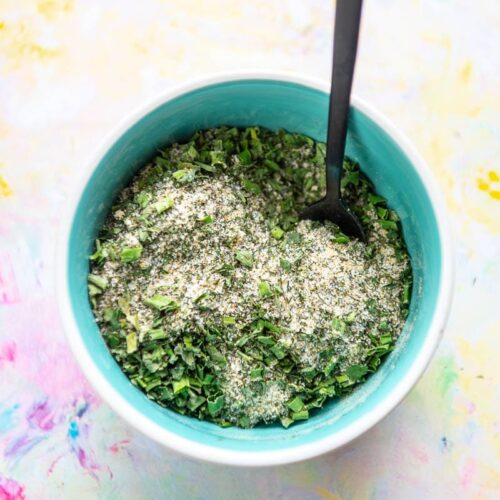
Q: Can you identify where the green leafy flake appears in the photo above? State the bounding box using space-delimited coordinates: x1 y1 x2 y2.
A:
136 192 152 208
187 395 206 411
120 246 142 263
264 159 280 172
152 197 174 214
377 207 388 219
242 179 261 194
172 377 190 394
238 149 252 165
346 365 369 381
291 409 309 421
280 258 291 271
144 295 179 312
223 316 236 325
323 359 337 377
403 282 411 305
200 215 214 224
368 194 385 205
378 220 398 231
172 169 196 183
345 312 356 324
270 344 287 360
286 231 302 244
287 396 304 412
148 328 168 341
250 368 263 381
257 336 275 346
258 281 273 298
332 234 350 244
331 318 346 333
271 227 284 240
126 332 137 354
235 250 253 268
207 395 225 416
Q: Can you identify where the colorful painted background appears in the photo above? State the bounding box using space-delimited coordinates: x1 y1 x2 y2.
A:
0 0 499 498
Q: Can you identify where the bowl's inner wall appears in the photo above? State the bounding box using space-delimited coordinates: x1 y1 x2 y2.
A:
69 80 441 452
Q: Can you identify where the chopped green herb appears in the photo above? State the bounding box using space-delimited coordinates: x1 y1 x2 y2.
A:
223 316 236 325
207 395 225 416
88 274 108 290
120 246 142 263
287 396 304 412
144 295 179 312
280 258 291 271
258 281 273 298
152 197 174 214
271 227 284 240
200 215 214 224
235 250 253 268
345 365 369 381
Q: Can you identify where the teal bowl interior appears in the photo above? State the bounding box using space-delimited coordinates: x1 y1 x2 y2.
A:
68 80 441 453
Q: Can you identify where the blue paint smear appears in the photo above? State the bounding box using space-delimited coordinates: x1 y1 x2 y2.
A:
68 420 79 439
0 403 21 434
5 435 46 460
76 401 89 418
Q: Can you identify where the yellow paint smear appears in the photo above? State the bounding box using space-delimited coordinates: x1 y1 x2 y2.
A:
476 170 500 202
315 487 343 500
460 61 473 84
0 20 61 66
420 33 452 50
477 178 489 191
0 175 13 197
488 171 499 182
37 0 73 19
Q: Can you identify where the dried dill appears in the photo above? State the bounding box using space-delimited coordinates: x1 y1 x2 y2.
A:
88 126 412 428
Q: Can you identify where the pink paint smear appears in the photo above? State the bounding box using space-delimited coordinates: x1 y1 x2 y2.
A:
0 476 25 500
460 458 476 488
26 400 54 431
0 342 16 369
109 438 130 454
0 254 21 304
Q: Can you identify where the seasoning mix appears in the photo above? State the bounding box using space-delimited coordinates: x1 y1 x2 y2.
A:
88 126 411 428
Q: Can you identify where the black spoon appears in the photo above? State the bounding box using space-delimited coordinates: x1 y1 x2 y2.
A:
300 0 366 242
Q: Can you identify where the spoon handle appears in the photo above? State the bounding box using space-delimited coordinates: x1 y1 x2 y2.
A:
326 0 363 199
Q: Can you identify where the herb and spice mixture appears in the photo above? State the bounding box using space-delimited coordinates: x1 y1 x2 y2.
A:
88 126 412 428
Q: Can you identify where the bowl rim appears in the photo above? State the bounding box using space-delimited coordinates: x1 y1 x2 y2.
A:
56 70 454 467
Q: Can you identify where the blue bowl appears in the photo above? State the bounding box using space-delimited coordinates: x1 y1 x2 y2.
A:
57 73 453 465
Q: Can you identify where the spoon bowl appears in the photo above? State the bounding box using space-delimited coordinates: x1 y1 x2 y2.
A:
300 197 365 240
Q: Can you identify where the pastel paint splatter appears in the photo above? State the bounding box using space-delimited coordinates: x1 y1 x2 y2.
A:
47 454 63 476
4 434 46 461
0 176 13 197
67 420 79 439
109 439 130 454
0 476 25 500
436 356 459 398
0 343 16 368
314 487 343 500
0 255 20 304
477 170 500 200
26 400 55 431
0 404 20 434
460 459 476 488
